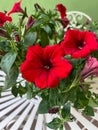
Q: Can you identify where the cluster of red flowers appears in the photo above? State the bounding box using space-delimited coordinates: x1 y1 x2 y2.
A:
0 0 24 26
20 29 98 88
0 0 98 89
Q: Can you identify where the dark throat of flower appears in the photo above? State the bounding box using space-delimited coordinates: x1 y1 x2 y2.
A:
44 60 52 70
78 41 86 49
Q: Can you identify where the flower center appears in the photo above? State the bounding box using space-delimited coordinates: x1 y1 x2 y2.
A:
44 65 50 69
78 41 86 49
43 60 52 70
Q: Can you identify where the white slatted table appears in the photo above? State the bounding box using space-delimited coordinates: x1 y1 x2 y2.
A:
0 70 98 130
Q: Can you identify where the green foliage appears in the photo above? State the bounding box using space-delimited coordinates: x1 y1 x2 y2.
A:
83 106 94 116
4 66 19 90
38 99 50 114
0 52 17 74
0 40 11 52
90 50 98 60
12 84 28 97
61 102 71 120
46 118 62 130
11 85 18 97
39 29 49 47
23 32 37 48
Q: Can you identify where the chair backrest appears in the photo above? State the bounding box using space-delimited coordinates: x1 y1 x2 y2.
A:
67 11 92 29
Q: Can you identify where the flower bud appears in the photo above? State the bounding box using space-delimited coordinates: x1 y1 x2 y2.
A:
48 107 59 114
26 15 36 31
0 28 10 38
80 56 98 80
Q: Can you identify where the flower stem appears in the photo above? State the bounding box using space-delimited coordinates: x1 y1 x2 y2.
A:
62 76 80 93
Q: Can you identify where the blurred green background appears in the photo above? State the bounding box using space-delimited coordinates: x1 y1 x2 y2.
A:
0 0 98 21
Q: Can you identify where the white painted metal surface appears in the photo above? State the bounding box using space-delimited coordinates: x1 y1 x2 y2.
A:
0 90 98 130
67 11 92 29
0 72 98 130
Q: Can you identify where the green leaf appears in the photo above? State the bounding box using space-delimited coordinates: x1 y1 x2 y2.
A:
24 32 37 48
49 88 63 107
0 52 17 74
40 29 49 47
3 66 19 90
38 99 50 114
43 25 51 34
91 50 98 59
59 124 63 130
18 85 27 97
88 98 98 107
83 106 94 116
0 40 11 52
46 118 62 129
26 83 33 99
11 85 18 97
61 102 71 120
32 20 43 28
74 88 89 109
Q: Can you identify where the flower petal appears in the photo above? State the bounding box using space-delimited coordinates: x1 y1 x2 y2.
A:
26 45 44 61
56 3 67 19
20 60 43 82
47 70 59 88
44 44 63 60
52 58 72 78
35 70 48 89
8 0 24 15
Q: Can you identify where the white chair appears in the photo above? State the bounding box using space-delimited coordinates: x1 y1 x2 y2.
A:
67 11 92 29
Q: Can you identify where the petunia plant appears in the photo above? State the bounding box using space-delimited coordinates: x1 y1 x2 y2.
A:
0 1 98 129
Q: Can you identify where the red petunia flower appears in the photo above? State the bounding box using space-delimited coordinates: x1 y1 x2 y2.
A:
20 44 72 89
61 29 98 58
8 0 24 15
56 4 69 28
56 3 67 19
0 12 12 26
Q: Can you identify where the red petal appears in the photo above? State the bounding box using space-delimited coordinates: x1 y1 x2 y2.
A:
47 70 60 88
85 32 98 51
44 44 63 60
26 45 44 61
8 0 24 15
56 4 67 19
35 70 48 89
35 69 59 88
20 60 43 82
52 59 72 78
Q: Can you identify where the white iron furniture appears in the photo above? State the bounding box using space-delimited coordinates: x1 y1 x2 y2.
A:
67 11 92 29
0 12 98 130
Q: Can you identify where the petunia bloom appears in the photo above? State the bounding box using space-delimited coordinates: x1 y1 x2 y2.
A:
56 3 67 19
20 44 72 89
8 0 25 15
61 29 98 58
80 57 98 80
0 12 12 26
56 3 69 28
